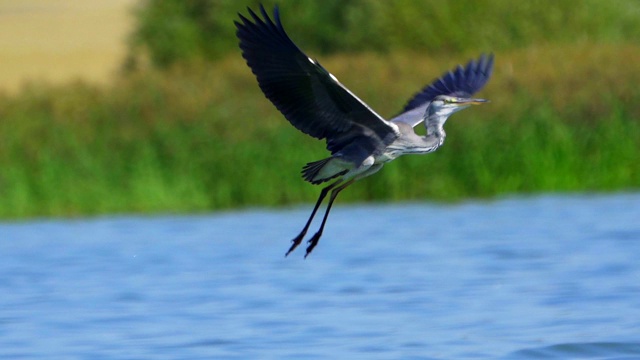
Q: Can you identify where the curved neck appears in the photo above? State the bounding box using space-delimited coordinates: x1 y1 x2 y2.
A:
423 127 445 151
425 114 447 139
403 122 446 154
388 121 445 156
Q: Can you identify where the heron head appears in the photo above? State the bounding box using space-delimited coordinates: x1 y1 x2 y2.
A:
428 95 488 119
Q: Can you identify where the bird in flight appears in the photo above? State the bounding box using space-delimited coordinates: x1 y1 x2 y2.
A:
235 5 493 258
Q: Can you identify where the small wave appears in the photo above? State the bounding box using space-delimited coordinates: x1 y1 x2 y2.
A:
507 342 640 359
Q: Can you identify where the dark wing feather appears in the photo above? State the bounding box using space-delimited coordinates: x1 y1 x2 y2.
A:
402 53 494 113
235 5 398 150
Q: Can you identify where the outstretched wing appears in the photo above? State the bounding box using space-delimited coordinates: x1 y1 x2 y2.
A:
391 54 494 127
235 5 398 152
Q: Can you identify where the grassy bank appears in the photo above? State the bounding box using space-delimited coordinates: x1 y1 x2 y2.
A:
131 0 640 66
1 44 639 219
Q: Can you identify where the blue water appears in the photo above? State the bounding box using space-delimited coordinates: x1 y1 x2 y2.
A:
1 193 640 359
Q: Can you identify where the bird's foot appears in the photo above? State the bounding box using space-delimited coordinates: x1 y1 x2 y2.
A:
304 232 322 259
285 231 306 257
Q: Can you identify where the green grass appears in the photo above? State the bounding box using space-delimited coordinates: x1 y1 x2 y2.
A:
1 44 639 219
130 0 640 66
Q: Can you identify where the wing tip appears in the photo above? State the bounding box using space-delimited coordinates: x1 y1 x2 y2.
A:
399 52 495 113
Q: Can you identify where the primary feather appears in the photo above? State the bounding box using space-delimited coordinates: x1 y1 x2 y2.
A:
235 5 399 154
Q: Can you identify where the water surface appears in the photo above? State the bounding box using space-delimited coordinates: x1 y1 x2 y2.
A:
1 194 639 359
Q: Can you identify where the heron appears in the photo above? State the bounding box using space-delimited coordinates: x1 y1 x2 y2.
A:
235 5 493 258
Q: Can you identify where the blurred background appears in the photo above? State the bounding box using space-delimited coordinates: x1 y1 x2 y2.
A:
0 0 639 218
2 2 640 359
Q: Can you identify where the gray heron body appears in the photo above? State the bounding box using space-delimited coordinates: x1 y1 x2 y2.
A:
235 5 494 258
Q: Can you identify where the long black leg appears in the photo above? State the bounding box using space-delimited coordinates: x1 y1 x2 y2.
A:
285 180 341 257
304 179 355 258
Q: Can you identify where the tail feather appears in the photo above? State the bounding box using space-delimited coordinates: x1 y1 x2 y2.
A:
301 158 347 185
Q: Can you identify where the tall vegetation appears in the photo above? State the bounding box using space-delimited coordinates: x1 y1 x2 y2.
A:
1 1 639 218
128 0 640 67
1 44 639 218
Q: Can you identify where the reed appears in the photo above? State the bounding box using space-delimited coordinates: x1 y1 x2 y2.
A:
130 0 640 66
0 44 639 218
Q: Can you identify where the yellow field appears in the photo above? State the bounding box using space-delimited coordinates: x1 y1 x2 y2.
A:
0 0 136 93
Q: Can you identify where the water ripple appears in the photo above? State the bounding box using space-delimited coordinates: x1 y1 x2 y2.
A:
0 193 639 359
